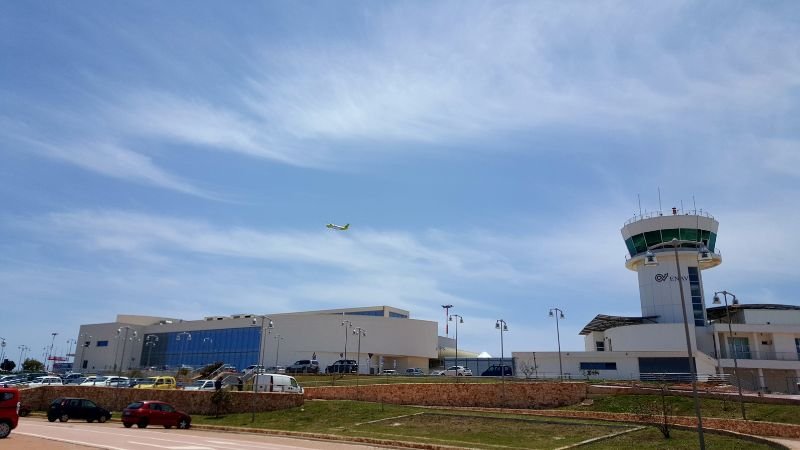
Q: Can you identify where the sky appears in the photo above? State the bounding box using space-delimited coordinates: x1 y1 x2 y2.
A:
1 1 799 366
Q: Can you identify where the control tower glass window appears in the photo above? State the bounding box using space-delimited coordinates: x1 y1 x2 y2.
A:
624 229 717 258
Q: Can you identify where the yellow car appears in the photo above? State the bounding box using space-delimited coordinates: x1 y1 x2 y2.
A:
132 376 177 389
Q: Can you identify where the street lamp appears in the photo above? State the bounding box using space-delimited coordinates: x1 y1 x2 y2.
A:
46 332 58 372
273 335 284 367
251 316 274 371
17 345 29 372
176 331 192 370
352 327 366 397
341 320 352 361
713 290 747 420
441 305 453 337
116 327 137 374
144 335 159 369
0 338 6 364
66 338 76 365
78 334 92 370
644 238 709 449
250 315 273 423
548 308 565 381
495 320 509 382
449 314 463 369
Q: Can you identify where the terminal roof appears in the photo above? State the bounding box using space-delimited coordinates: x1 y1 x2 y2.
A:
579 314 659 335
705 303 800 321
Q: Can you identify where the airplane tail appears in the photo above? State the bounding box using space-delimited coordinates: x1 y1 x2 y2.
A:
343 224 350 230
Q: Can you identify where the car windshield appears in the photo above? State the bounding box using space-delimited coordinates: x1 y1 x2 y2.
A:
93 377 109 382
125 402 143 409
190 380 208 387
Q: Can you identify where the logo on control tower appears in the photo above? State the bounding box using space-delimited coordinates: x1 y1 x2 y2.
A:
654 273 669 282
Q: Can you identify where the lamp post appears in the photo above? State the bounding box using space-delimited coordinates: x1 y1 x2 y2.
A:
78 334 92 370
17 345 29 372
352 327 366 397
46 332 58 372
495 320 508 381
548 308 564 381
250 315 274 423
66 338 76 365
176 331 192 370
713 290 747 420
442 305 453 337
341 320 352 360
144 335 159 369
273 335 284 367
202 337 213 365
449 314 463 369
0 338 6 364
644 237 708 449
117 327 137 374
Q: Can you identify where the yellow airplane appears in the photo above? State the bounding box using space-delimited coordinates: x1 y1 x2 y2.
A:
326 223 350 231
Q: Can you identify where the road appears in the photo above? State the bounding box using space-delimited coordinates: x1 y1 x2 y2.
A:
7 418 386 450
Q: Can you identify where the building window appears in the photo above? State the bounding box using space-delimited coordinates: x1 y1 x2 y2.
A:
795 338 800 358
96 340 109 347
595 341 605 352
727 337 751 359
389 312 408 319
579 362 617 371
688 267 705 326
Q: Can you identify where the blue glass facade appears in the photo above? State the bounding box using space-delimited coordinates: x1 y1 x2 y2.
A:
138 327 260 370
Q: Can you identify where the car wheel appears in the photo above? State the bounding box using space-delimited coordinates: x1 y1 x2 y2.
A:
87 419 94 423
59 414 69 422
177 419 190 429
47 416 57 422
18 409 29 417
123 422 133 428
440 373 446 376
137 419 148 428
458 373 463 376
0 422 11 439
98 415 108 423
163 424 172 429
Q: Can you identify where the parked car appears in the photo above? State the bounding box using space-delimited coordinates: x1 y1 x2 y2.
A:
22 372 47 382
441 366 472 376
481 365 513 377
429 370 444 376
133 376 177 390
325 359 358 374
47 397 111 423
252 374 304 394
264 366 286 374
0 386 20 438
122 401 191 429
220 365 237 373
62 373 83 384
104 376 130 387
29 376 64 386
286 360 320 374
382 369 397 375
405 368 425 376
128 378 149 388
79 376 104 386
242 365 264 375
183 379 216 391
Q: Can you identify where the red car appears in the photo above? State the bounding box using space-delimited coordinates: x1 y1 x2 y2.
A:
0 387 20 438
122 401 191 429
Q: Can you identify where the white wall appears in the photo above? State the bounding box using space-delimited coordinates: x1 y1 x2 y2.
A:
604 323 692 352
744 310 800 326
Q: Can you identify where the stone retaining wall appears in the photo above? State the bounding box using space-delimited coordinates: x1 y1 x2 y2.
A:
19 386 302 415
304 382 587 408
450 406 800 439
588 385 800 406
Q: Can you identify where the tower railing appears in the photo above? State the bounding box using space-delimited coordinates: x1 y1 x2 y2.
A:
624 209 715 226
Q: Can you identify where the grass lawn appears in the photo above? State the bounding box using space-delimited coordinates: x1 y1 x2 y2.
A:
194 400 772 449
583 427 773 449
561 394 800 424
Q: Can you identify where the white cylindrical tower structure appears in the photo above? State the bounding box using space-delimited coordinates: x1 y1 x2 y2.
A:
622 208 721 330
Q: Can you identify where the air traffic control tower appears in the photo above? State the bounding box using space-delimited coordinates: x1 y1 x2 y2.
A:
621 208 722 342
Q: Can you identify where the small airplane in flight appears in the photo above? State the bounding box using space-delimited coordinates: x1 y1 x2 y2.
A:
326 223 350 231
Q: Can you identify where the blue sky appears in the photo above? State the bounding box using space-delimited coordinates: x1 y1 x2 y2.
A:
2 1 799 364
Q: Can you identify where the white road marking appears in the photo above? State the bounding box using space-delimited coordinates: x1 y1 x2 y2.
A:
15 430 129 449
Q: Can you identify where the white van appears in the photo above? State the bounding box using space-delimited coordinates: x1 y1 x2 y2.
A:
29 376 63 386
253 374 303 394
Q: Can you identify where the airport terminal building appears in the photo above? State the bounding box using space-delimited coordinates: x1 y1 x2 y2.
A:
74 306 438 374
514 208 800 393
